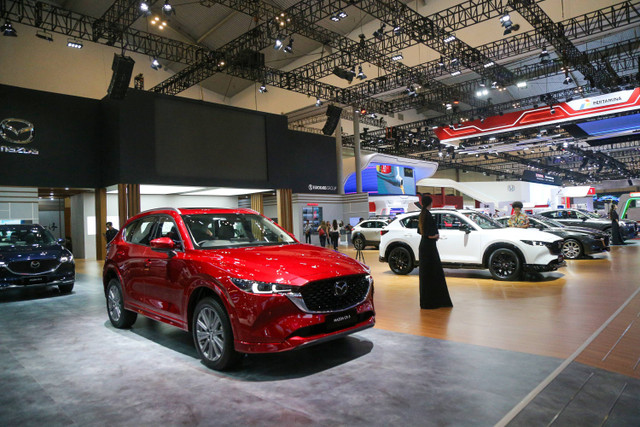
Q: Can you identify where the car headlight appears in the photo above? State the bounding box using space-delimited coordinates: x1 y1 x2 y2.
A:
60 254 74 263
230 278 298 295
521 240 548 246
0 261 6 268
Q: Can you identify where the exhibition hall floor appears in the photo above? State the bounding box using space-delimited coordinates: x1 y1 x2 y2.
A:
1 242 639 426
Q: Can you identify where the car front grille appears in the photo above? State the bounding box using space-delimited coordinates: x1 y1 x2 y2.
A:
8 259 60 275
300 275 371 312
545 240 563 255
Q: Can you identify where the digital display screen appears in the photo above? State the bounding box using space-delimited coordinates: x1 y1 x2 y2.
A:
344 163 416 195
576 113 640 136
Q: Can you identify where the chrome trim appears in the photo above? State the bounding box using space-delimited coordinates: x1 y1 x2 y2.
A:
6 262 61 276
0 278 74 289
285 277 372 314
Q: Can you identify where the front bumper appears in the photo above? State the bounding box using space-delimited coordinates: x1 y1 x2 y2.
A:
583 236 610 255
0 266 75 290
0 276 75 289
524 257 566 272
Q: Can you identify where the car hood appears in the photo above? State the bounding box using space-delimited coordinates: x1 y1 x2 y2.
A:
198 244 369 286
0 245 68 261
558 226 606 236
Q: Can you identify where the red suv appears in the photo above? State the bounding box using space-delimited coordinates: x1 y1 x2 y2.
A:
103 208 375 370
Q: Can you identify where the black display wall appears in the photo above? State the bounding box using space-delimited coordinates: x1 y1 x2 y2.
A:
1 85 338 194
0 84 102 188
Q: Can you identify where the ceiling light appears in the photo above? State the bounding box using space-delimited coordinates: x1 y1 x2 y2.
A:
259 82 267 93
391 53 403 61
445 103 452 110
35 30 53 42
393 23 402 34
1 20 17 37
450 70 461 76
151 58 162 70
476 89 489 97
282 37 293 53
356 65 367 80
444 35 456 43
516 81 527 88
315 98 323 107
139 1 151 14
162 0 173 15
338 11 347 19
274 35 283 50
330 15 340 22
67 38 83 49
484 61 494 68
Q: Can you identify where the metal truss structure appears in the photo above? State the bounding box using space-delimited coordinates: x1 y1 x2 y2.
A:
92 0 158 44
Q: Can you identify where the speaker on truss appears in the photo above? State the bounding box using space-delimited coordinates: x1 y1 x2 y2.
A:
322 105 343 135
107 53 135 100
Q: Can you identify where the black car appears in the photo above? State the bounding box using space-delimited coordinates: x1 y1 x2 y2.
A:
0 224 75 292
496 215 610 259
538 208 638 240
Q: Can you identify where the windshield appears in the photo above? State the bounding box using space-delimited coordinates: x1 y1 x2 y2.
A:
0 226 56 248
182 213 296 249
462 212 503 229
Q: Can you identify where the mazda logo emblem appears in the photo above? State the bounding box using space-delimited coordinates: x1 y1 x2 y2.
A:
1 118 35 144
334 281 348 296
30 261 40 269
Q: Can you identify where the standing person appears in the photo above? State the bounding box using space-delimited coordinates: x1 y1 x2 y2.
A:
507 201 529 228
317 221 328 247
105 222 119 243
610 203 625 245
303 221 312 244
329 219 340 250
417 195 453 309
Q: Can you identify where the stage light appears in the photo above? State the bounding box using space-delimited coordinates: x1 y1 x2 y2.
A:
151 58 162 70
393 23 402 34
392 53 403 61
484 61 494 68
35 30 53 42
540 46 550 64
338 11 347 19
356 65 367 80
450 70 461 76
500 13 520 35
563 70 573 85
315 98 323 107
373 24 385 40
274 35 283 50
162 1 173 15
259 83 267 93
332 67 354 83
444 35 456 43
139 1 151 15
360 108 367 115
67 38 83 49
283 38 293 53
438 56 445 69
476 88 489 97
516 81 527 88
1 20 17 37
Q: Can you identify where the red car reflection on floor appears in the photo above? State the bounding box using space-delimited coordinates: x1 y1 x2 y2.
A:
103 207 375 370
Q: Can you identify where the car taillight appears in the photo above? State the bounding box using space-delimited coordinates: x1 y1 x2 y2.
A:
380 230 389 236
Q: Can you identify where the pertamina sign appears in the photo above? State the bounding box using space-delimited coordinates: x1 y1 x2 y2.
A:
0 118 39 155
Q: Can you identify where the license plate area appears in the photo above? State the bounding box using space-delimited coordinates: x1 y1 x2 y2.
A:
325 309 358 331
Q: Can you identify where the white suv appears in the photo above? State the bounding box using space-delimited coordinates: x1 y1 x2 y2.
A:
379 209 565 280
351 219 389 250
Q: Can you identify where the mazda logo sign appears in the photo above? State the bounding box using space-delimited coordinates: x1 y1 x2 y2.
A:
30 261 41 269
1 118 35 144
334 281 348 296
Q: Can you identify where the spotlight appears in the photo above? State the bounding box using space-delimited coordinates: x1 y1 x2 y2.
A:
484 61 495 68
283 38 293 53
360 108 367 115
67 38 83 49
539 46 550 64
150 58 162 70
563 70 573 85
373 23 386 40
516 81 527 88
1 20 17 37
330 15 340 22
444 35 456 43
476 89 489 97
35 30 53 42
438 56 445 69
162 0 173 15
338 11 348 19
314 98 323 107
259 82 267 93
139 1 151 15
356 65 367 80
332 67 354 83
405 86 417 97
393 23 402 34
500 13 520 35
391 53 403 61
450 70 461 76
274 35 283 50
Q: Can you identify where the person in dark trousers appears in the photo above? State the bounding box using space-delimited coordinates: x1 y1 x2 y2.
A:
105 222 119 243
417 195 453 309
317 221 328 247
610 204 626 245
329 219 340 250
303 221 312 244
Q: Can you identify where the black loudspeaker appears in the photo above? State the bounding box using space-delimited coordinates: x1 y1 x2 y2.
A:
107 54 135 100
322 105 342 135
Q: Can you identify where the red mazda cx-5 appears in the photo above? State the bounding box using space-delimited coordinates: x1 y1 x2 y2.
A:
103 208 375 370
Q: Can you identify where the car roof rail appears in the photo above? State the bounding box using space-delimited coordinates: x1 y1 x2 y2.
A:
138 207 182 215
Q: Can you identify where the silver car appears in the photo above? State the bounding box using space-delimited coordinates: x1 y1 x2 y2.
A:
351 219 389 250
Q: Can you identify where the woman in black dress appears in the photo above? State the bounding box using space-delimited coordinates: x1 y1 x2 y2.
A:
610 204 625 245
417 195 453 309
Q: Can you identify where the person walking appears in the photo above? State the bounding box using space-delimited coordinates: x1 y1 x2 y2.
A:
417 195 453 309
329 219 340 250
317 220 328 247
303 221 312 244
610 203 625 245
105 222 119 243
507 201 529 228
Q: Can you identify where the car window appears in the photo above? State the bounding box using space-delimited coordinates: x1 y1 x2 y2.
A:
529 218 545 228
361 222 372 229
127 217 157 246
155 216 182 244
565 210 578 219
0 226 55 247
374 222 384 228
401 216 419 229
462 212 502 229
437 213 463 229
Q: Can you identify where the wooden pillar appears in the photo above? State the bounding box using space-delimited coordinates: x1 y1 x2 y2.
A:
95 188 107 260
276 189 293 233
251 193 264 215
117 184 127 228
127 184 140 217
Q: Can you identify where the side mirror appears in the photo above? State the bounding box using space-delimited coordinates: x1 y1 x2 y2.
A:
460 224 472 234
537 225 545 231
57 238 65 244
581 217 587 221
150 237 176 250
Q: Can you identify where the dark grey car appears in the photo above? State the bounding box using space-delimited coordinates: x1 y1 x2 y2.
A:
538 209 638 240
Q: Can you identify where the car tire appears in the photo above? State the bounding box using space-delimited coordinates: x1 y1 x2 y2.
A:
58 282 74 293
192 297 241 371
488 248 522 281
562 239 583 259
353 235 366 250
106 278 137 329
388 246 414 275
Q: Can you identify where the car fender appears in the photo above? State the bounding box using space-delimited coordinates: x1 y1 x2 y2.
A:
185 275 238 334
384 240 417 264
352 232 365 241
102 261 125 295
482 242 525 268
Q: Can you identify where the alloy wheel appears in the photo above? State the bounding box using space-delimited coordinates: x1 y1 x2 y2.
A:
491 253 517 278
195 307 224 362
562 240 581 259
108 286 122 322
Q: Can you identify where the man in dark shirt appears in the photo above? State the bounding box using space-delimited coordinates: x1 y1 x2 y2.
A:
105 222 119 243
